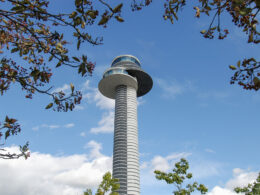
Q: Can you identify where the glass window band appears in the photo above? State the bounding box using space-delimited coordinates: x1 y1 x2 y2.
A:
103 69 129 78
112 56 141 67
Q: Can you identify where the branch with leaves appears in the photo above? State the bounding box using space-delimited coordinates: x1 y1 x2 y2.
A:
154 158 208 195
0 0 126 158
83 172 120 195
234 172 260 195
230 58 260 90
0 116 29 159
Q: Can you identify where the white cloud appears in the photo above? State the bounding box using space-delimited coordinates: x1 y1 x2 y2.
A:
41 124 60 129
208 186 237 195
142 152 192 173
140 152 226 189
93 65 107 77
84 140 104 159
226 168 258 190
197 91 230 99
89 89 115 110
140 162 149 169
82 85 114 111
191 160 222 179
140 152 192 188
155 78 230 102
52 84 70 93
81 81 113 110
90 111 114 134
48 125 60 129
82 80 91 91
205 148 215 153
32 123 75 131
137 39 155 49
80 132 86 137
74 105 84 111
64 123 75 128
32 126 39 131
82 84 114 134
166 152 191 160
208 168 259 195
151 155 171 172
0 142 112 195
137 97 145 106
156 78 185 98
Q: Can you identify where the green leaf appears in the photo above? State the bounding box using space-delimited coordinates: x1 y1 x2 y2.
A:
45 103 53 109
75 0 82 7
237 61 241 68
79 63 87 76
113 3 123 13
77 40 81 50
65 102 69 111
248 32 254 42
82 55 87 62
11 6 23 12
72 56 80 62
3 19 8 25
75 17 82 25
11 48 19 53
98 16 109 25
5 116 9 122
115 16 124 22
173 12 178 20
69 11 77 18
200 30 206 34
78 64 83 74
83 189 92 195
5 130 10 140
186 173 192 179
253 77 260 85
70 83 74 93
48 55 54 62
87 11 97 19
256 0 260 8
69 103 74 111
56 61 62 67
239 10 247 16
229 65 237 70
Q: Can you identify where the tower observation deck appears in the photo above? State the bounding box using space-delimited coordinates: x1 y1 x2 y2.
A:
99 55 152 195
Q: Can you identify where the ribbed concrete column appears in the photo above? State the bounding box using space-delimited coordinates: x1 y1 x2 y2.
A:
113 85 127 195
113 85 139 195
127 86 139 195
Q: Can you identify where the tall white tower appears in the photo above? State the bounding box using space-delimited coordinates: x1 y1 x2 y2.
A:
99 55 152 195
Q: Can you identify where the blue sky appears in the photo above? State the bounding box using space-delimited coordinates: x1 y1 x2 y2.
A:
0 1 259 195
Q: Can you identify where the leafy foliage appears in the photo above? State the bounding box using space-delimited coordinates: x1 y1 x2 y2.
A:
230 58 260 90
154 158 208 195
0 116 29 159
234 172 260 195
83 172 120 195
0 0 125 159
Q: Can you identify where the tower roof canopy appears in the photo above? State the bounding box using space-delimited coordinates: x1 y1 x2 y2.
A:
111 55 141 68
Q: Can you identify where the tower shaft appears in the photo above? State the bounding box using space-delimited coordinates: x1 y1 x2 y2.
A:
113 85 140 195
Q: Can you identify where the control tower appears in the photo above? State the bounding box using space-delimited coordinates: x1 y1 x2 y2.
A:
99 55 152 195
